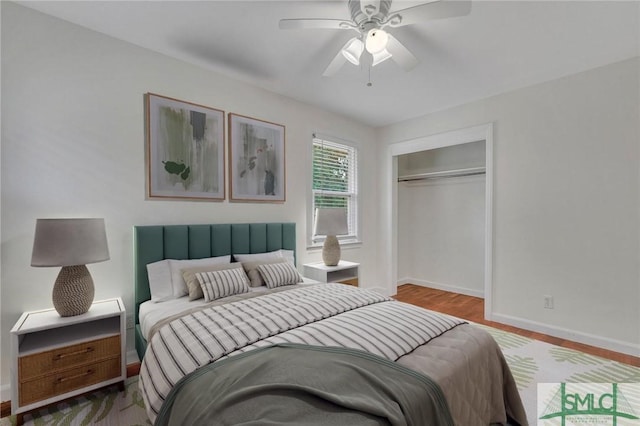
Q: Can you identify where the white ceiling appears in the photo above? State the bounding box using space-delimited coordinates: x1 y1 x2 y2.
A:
17 1 640 127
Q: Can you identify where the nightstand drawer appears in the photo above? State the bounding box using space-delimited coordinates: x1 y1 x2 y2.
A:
19 335 120 381
11 298 126 421
19 356 121 406
339 278 359 286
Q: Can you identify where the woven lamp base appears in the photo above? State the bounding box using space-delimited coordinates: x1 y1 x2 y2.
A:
322 235 341 266
52 265 95 317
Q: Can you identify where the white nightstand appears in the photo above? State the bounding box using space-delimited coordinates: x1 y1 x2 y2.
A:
303 260 360 286
10 298 126 424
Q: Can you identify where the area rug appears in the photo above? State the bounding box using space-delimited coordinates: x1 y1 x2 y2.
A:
479 324 640 424
1 326 638 425
0 378 150 426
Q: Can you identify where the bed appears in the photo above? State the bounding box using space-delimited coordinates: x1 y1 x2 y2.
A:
134 223 527 425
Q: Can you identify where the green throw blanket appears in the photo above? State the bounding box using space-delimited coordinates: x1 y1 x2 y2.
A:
155 344 454 426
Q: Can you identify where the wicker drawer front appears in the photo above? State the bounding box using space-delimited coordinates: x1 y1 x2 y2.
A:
19 356 120 406
19 335 120 381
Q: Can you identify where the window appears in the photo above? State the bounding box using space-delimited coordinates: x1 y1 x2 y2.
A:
311 136 359 244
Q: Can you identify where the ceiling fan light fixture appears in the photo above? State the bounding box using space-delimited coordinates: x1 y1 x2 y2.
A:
371 48 392 66
341 38 364 65
365 28 389 54
281 0 474 76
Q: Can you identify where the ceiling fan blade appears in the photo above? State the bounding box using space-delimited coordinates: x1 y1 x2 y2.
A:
386 34 419 71
387 0 471 27
279 18 355 30
322 50 348 77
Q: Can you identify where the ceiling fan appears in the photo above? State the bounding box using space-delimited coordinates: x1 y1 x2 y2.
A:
279 0 471 77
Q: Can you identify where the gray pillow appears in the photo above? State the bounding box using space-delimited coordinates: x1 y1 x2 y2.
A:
241 258 287 287
182 263 239 301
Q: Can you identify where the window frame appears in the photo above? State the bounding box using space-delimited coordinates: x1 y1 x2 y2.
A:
308 134 361 248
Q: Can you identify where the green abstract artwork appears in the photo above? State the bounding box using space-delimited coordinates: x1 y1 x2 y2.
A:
147 94 225 201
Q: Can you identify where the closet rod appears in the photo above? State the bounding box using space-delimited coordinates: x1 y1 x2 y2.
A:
398 166 486 182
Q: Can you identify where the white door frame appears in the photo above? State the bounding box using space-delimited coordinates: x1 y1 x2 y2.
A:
384 123 494 320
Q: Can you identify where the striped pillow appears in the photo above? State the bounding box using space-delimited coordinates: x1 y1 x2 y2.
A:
241 258 288 287
182 263 239 301
196 267 250 302
257 262 303 289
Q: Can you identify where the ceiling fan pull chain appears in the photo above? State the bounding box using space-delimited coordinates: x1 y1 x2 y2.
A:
367 65 373 87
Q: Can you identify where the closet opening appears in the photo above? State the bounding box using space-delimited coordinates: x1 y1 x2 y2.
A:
386 124 494 320
397 141 486 298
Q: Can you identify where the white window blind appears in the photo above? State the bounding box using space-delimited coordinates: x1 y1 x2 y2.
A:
312 137 358 243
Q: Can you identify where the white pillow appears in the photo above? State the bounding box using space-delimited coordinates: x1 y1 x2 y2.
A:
257 262 303 289
278 249 295 265
168 255 232 297
233 249 295 264
147 259 173 303
196 266 250 302
233 251 282 263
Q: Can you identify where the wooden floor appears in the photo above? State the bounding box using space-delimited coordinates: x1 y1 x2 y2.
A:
394 284 640 367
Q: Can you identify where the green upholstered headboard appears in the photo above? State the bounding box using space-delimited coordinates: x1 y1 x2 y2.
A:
133 223 295 358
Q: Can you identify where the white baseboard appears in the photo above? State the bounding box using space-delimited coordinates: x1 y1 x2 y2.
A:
492 312 640 358
1 384 10 404
397 277 484 298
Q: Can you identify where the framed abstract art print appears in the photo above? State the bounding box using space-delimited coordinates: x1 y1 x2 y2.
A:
228 113 286 203
146 93 225 201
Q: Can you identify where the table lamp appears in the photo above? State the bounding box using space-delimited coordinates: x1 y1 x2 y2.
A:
31 218 110 317
314 208 348 266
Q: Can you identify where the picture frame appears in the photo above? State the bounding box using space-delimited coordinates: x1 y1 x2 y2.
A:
228 113 286 202
146 93 225 201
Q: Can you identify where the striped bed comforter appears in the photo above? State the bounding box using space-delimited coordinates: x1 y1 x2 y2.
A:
139 283 465 423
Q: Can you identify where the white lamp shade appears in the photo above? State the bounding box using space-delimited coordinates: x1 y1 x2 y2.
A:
365 28 389 54
371 48 393 66
314 208 348 236
341 38 364 65
31 218 110 267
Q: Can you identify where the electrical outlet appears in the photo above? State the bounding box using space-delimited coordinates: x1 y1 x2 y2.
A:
126 314 135 329
544 295 554 309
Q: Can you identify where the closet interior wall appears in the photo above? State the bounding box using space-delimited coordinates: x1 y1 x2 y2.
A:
397 140 486 297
